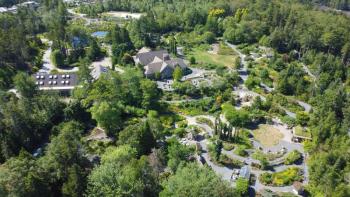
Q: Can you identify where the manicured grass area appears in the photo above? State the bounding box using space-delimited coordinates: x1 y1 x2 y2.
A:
188 44 237 68
218 42 236 56
252 124 284 147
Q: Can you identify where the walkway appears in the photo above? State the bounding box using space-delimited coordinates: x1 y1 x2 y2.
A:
183 114 309 193
39 39 79 73
226 41 312 115
185 115 235 183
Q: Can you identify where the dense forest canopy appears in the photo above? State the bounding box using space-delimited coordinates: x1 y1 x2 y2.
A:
0 0 349 196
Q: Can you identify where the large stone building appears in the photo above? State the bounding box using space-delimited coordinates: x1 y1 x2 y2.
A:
133 48 187 79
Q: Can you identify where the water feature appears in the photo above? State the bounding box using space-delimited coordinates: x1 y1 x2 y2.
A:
91 31 108 38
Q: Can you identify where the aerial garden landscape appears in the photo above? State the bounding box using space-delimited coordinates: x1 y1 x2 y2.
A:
0 0 349 196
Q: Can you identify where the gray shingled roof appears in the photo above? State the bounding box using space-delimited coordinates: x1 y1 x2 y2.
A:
136 50 168 66
165 58 187 69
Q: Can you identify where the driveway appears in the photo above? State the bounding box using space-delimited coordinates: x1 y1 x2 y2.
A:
39 39 79 73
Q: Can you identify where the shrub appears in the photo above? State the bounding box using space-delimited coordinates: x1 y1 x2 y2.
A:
190 56 196 64
173 128 187 138
252 150 269 170
177 120 188 128
296 111 309 126
234 145 248 157
223 142 235 151
284 150 302 165
245 75 260 90
51 49 65 67
260 173 273 184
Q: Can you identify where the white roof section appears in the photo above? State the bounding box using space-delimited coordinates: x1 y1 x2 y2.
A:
138 47 151 54
151 56 163 63
0 7 7 12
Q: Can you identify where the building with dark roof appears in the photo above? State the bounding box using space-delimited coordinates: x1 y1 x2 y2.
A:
33 73 79 92
134 47 188 79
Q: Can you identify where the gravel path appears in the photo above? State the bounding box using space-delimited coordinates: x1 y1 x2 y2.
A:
185 115 236 183
225 42 312 116
184 114 309 193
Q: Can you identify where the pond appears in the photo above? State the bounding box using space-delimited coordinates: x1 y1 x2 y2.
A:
91 31 108 38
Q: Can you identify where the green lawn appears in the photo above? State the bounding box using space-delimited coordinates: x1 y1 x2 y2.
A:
188 44 237 69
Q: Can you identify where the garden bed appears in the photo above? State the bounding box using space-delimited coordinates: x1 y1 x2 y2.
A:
259 167 303 186
195 117 214 128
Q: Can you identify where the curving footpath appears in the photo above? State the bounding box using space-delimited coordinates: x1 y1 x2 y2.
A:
184 115 309 193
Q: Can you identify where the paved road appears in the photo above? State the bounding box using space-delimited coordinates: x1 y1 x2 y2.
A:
39 39 79 73
296 100 312 113
225 41 248 81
